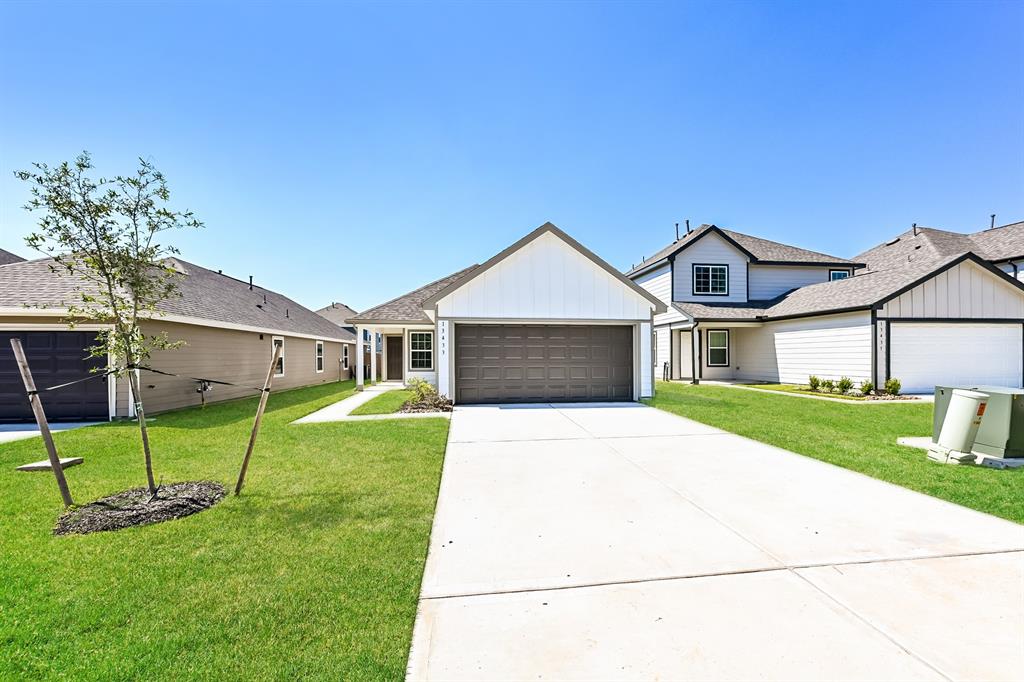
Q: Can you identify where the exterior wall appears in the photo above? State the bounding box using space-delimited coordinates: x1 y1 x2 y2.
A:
879 260 1024 319
672 231 749 303
732 311 873 384
639 322 652 398
634 264 684 325
654 326 670 379
117 320 347 415
748 265 837 300
436 231 654 320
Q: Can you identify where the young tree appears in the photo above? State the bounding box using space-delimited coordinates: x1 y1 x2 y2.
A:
16 152 202 494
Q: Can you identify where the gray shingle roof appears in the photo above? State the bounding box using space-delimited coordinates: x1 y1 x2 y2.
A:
0 248 26 266
856 221 1024 273
628 224 858 276
0 256 354 342
348 265 480 324
315 302 359 329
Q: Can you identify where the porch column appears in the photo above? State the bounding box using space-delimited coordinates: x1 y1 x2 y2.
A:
369 328 378 384
355 325 365 390
691 325 700 385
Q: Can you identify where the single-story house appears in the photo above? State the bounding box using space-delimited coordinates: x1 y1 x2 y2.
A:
0 255 356 422
629 221 1024 394
315 301 382 381
347 222 666 403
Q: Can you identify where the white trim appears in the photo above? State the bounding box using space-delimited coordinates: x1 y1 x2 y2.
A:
315 339 324 373
107 351 117 420
706 329 730 367
272 336 285 377
0 322 113 331
0 308 354 344
409 330 434 371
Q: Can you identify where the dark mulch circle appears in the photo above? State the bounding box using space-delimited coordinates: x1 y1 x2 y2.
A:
54 481 225 536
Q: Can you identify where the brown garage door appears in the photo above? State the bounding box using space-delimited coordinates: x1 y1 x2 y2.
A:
455 324 633 404
0 331 108 423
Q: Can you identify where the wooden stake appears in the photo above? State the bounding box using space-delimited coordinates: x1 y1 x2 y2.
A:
234 343 281 496
10 338 74 508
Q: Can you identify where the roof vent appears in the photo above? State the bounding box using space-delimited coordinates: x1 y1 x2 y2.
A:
686 219 691 235
990 214 996 230
249 275 253 290
675 222 679 240
912 223 919 236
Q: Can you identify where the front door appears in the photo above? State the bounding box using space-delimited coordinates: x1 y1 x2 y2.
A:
386 336 403 380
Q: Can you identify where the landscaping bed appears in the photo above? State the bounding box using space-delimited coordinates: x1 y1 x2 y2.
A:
645 381 1023 524
54 480 224 536
739 383 916 401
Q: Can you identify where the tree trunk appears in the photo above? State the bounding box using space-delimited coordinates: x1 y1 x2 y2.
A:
126 367 157 495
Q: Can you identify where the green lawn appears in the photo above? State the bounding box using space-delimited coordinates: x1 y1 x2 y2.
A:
349 388 414 416
740 383 869 400
0 381 449 680
645 382 1023 524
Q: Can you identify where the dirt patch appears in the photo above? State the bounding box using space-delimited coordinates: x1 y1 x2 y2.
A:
54 481 225 536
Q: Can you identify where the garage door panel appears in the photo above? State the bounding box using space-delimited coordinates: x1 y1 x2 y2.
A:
455 324 633 404
890 323 1023 394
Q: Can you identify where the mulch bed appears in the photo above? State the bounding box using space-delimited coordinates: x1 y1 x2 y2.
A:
400 398 454 414
54 481 225 536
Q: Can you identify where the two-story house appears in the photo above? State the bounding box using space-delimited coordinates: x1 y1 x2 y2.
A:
630 222 1024 394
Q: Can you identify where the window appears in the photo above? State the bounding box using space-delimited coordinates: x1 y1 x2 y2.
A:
693 264 729 295
342 345 350 370
272 336 284 376
315 340 324 373
829 269 851 281
409 331 433 371
707 330 729 367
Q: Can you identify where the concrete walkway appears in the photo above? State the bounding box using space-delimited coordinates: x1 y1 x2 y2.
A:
408 403 1024 681
293 382 450 424
0 422 100 446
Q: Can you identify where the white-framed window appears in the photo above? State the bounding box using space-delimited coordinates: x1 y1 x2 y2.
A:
342 344 350 370
693 264 729 295
409 331 433 371
315 340 324 373
829 269 851 281
707 329 730 367
272 336 285 377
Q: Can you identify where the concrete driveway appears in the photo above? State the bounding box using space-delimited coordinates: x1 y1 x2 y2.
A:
408 403 1024 681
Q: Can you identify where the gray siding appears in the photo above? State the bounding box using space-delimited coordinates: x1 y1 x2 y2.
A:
748 265 836 300
672 231 749 302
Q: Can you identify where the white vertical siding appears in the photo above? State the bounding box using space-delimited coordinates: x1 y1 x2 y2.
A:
437 231 654 320
880 260 1024 319
640 322 653 398
748 265 835 300
634 264 684 324
673 231 749 303
733 312 872 384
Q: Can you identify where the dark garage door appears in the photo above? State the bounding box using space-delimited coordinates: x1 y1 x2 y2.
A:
0 332 108 423
455 324 633 404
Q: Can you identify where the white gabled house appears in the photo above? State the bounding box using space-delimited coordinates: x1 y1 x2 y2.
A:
630 221 1024 394
347 223 666 404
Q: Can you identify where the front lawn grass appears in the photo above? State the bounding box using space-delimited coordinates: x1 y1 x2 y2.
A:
0 380 449 680
349 388 415 416
645 382 1023 524
741 383 869 400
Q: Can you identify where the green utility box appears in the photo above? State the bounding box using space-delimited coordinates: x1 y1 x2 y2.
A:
933 385 1024 458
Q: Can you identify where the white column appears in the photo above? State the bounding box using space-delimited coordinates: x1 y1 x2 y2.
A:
369 328 378 384
355 325 365 389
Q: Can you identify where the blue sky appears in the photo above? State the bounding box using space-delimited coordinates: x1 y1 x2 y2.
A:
1 1 1021 311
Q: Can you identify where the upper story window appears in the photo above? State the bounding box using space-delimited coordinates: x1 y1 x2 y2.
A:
409 331 433 371
693 264 729 296
829 269 851 281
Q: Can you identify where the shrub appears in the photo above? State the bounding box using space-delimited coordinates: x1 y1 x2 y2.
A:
837 376 854 394
820 379 835 393
403 378 454 412
884 377 902 396
859 380 874 395
808 375 821 392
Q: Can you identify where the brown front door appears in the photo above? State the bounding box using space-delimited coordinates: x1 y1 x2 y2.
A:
386 336 403 380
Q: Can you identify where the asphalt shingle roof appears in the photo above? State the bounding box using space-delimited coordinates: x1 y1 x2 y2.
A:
628 224 857 276
0 256 353 342
348 265 480 324
315 302 359 330
856 221 1024 273
0 248 26 266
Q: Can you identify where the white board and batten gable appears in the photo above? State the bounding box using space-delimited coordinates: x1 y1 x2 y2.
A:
879 259 1024 319
434 229 658 321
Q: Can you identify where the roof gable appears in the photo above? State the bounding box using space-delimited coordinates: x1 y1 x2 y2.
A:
423 222 667 314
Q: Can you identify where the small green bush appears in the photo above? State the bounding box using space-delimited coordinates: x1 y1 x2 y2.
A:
837 376 854 394
808 375 821 391
820 379 835 393
884 377 902 396
859 380 874 395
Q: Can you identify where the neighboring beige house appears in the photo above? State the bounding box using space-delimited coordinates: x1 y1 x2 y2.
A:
630 220 1024 394
0 255 355 422
315 301 382 382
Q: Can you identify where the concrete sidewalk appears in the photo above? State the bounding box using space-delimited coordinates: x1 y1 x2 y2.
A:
0 421 100 446
292 383 450 424
408 403 1024 681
